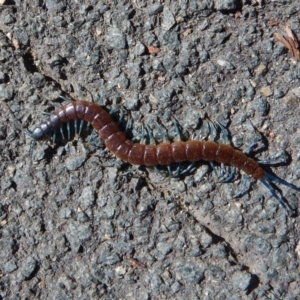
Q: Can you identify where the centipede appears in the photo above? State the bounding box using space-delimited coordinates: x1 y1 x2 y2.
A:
26 100 299 214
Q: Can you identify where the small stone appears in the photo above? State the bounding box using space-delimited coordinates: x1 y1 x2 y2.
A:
244 235 272 256
162 6 176 32
59 207 73 219
28 94 41 105
156 242 172 256
124 92 139 110
260 86 273 97
134 41 146 56
148 3 163 16
273 88 285 99
100 251 120 265
21 257 37 279
78 186 95 209
216 59 234 69
0 84 14 100
3 260 18 273
254 97 269 116
106 28 127 50
65 155 87 171
255 64 268 76
0 238 16 259
45 0 66 12
290 87 300 97
214 0 238 11
176 262 204 284
171 281 182 293
0 71 7 83
231 270 252 291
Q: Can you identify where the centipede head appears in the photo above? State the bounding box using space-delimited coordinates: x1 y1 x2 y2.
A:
26 128 44 141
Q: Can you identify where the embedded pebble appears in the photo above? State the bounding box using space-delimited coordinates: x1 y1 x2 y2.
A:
21 257 37 279
3 259 18 274
260 86 273 97
162 6 176 32
231 270 252 291
176 262 205 284
106 28 127 50
244 235 272 256
0 84 14 100
78 186 95 209
255 64 268 76
148 3 163 16
65 155 87 171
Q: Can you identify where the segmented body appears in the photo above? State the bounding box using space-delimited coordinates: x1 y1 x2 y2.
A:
30 100 266 180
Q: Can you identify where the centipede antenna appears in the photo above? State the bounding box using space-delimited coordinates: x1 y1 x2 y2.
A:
265 173 300 192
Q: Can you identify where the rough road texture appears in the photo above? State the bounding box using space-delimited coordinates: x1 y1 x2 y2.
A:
0 1 300 299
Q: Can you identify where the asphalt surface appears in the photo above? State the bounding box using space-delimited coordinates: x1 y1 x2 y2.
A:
0 1 300 299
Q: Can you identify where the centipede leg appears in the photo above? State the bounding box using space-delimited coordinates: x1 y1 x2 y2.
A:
234 174 251 198
154 166 161 175
58 95 69 102
140 125 147 144
145 125 155 144
78 120 85 135
67 122 71 140
258 152 288 165
216 121 231 144
172 117 183 142
156 121 169 143
59 126 66 140
218 166 236 183
207 120 218 141
124 117 132 136
176 162 196 177
88 128 97 145
195 119 209 140
52 132 56 143
74 120 78 135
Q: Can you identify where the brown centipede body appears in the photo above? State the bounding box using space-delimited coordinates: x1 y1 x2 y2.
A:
26 100 299 214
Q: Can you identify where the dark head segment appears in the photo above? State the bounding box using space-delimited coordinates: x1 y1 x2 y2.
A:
26 122 53 141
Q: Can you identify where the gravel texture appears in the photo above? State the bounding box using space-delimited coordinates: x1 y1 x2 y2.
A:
0 1 300 299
